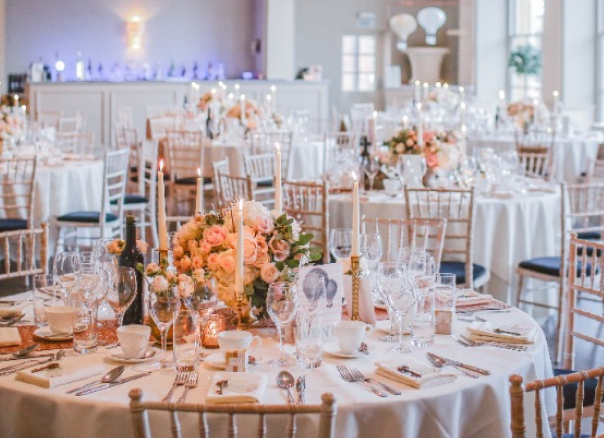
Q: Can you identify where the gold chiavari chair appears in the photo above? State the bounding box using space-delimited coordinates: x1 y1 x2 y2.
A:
585 157 604 182
516 182 604 363
282 179 330 264
215 173 254 210
509 367 604 438
0 224 48 281
0 156 37 232
129 389 337 438
149 117 178 142
515 129 555 180
404 187 489 288
361 217 447 267
212 158 230 210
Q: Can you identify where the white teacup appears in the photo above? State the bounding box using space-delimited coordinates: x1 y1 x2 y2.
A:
383 178 401 195
217 330 262 352
45 306 76 335
117 325 150 359
333 320 366 354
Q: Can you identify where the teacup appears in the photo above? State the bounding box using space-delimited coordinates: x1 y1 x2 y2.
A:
333 320 366 354
45 306 76 335
383 179 401 195
217 330 262 352
117 325 150 359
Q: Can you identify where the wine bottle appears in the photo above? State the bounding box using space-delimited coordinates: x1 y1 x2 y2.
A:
119 215 145 325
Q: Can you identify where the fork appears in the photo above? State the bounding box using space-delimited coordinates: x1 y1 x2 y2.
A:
178 372 198 403
349 368 401 395
336 365 388 397
458 334 527 352
0 350 60 376
30 350 66 373
162 371 187 402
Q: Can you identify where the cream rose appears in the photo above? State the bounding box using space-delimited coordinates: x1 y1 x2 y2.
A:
136 239 148 253
260 263 280 284
206 253 220 271
243 239 257 265
217 251 236 273
254 252 271 268
151 275 169 292
145 263 160 276
268 237 291 262
203 225 228 247
173 245 184 259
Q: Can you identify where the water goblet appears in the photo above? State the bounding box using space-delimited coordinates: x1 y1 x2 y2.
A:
53 252 81 296
267 282 298 368
364 155 381 191
148 288 180 370
360 233 382 274
329 228 352 262
105 266 137 327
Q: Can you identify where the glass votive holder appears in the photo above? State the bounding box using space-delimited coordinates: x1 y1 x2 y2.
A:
202 313 225 348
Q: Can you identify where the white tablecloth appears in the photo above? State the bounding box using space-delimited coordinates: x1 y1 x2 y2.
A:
467 133 602 183
0 296 554 438
329 188 561 300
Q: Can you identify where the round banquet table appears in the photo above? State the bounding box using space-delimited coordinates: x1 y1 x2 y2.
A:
329 186 561 300
467 132 603 183
0 293 554 438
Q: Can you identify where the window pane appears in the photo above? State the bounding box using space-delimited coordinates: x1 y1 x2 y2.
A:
358 55 375 73
342 74 356 92
358 74 375 92
342 36 356 54
342 55 356 72
358 36 375 54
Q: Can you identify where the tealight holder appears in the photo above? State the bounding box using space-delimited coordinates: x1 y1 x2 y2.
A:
202 314 225 348
350 255 361 321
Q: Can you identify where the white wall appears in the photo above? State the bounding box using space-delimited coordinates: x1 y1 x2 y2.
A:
265 0 295 80
4 0 256 83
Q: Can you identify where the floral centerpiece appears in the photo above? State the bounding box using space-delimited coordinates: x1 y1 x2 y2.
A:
0 106 26 144
197 91 222 111
226 99 261 130
171 201 321 318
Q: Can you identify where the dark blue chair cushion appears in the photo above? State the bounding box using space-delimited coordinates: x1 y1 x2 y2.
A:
577 231 601 240
57 212 118 223
0 218 28 232
175 177 213 185
439 261 487 285
553 368 601 411
257 180 273 188
111 194 148 205
518 256 596 277
554 434 590 438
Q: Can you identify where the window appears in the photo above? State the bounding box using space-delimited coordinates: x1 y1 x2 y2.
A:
597 0 604 122
341 35 376 92
508 0 545 101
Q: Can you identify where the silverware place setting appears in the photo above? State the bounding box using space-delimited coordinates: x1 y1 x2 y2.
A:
336 365 388 397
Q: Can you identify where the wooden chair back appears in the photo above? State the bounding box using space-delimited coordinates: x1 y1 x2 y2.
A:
166 130 204 184
129 389 337 438
117 106 134 129
0 223 48 281
212 158 230 210
509 367 604 438
149 117 177 141
404 187 476 287
282 179 330 263
361 217 447 268
515 129 555 180
0 157 37 227
216 173 253 209
585 157 604 181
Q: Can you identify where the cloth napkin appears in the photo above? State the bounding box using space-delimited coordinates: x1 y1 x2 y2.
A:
0 327 22 347
466 321 537 344
16 363 105 389
455 290 493 308
0 309 23 320
375 358 457 389
206 372 267 404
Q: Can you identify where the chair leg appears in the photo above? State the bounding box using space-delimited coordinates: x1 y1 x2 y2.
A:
516 274 525 308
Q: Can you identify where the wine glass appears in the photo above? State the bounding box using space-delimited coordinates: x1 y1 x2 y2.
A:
105 266 137 327
183 277 218 357
267 282 298 368
148 288 180 370
329 228 352 262
53 252 81 296
364 155 381 191
397 155 406 189
360 233 382 274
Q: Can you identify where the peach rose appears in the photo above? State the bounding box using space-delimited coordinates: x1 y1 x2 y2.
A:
268 237 291 262
180 255 192 271
256 235 268 254
254 252 271 268
192 256 205 270
199 240 212 255
243 239 257 265
145 263 160 276
136 239 148 253
188 240 198 254
244 266 257 286
192 268 205 283
151 275 169 292
107 239 124 255
206 253 220 271
225 233 237 250
165 271 175 282
218 251 236 273
204 225 228 247
260 263 280 284
173 245 184 259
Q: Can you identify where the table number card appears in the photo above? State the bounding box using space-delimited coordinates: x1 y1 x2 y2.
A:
296 263 343 325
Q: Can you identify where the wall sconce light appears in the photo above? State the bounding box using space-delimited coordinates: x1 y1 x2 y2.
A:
126 16 145 49
389 14 417 51
417 7 447 46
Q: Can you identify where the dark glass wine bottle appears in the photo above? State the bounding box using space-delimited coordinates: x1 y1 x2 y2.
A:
206 107 214 140
119 216 145 325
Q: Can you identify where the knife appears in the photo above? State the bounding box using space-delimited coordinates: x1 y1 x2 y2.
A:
0 354 54 362
75 373 150 396
296 375 305 404
0 357 53 376
432 353 490 376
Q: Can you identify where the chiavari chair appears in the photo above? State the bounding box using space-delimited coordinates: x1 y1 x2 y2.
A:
515 129 555 180
117 106 134 129
214 173 254 210
250 131 293 177
0 156 37 232
58 113 84 134
244 153 276 202
212 158 230 210
404 186 489 288
361 217 447 268
585 157 604 182
0 223 48 282
323 132 359 174
55 132 95 156
282 179 330 264
36 110 63 130
129 389 337 438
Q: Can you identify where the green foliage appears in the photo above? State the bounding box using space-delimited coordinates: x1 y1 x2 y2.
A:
508 45 541 75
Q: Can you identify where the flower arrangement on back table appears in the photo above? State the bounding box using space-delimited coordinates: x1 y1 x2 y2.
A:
171 201 321 318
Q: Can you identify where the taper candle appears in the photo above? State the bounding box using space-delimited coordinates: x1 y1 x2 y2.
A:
351 173 360 257
157 160 168 251
235 199 244 297
195 167 203 213
275 143 282 214
416 102 424 147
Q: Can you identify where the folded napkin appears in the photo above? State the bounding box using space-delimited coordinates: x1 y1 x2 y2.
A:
455 290 493 308
375 358 457 389
0 327 22 347
0 309 23 320
16 363 105 388
466 321 536 344
206 372 267 404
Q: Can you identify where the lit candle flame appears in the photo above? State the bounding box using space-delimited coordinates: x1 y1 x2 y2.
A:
197 167 201 177
415 80 421 86
266 94 272 101
459 86 465 93
499 90 506 100
351 171 357 182
460 102 466 110
416 102 422 110
234 83 240 90
240 94 245 101
553 90 559 97
159 159 164 172
211 88 216 94
275 142 281 152
270 85 276 93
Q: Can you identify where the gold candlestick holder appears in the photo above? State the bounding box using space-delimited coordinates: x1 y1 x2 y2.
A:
350 255 361 321
235 294 245 330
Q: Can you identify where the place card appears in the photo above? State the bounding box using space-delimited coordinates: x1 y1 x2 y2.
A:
296 263 343 326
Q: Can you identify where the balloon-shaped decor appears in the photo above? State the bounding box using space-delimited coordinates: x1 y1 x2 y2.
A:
389 14 418 51
417 7 447 45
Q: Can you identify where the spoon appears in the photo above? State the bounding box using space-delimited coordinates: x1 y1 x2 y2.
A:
66 366 125 394
12 344 39 359
426 354 479 379
276 371 296 404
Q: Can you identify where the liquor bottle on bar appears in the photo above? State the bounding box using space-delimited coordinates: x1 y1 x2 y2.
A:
119 215 145 325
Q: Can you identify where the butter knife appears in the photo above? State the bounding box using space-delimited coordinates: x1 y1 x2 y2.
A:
296 375 306 404
432 353 490 376
75 373 150 396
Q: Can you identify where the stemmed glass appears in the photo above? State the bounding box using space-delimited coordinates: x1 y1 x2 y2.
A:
376 262 416 353
364 155 381 191
147 288 180 370
267 282 299 368
105 266 137 327
360 233 382 274
183 277 218 357
329 228 352 262
53 252 81 296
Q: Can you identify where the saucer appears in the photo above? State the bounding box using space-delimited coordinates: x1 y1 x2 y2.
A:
323 341 365 359
107 347 163 363
204 352 262 369
33 327 79 341
375 320 411 335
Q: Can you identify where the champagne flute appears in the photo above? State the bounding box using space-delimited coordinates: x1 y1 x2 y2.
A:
105 266 137 327
329 228 352 262
53 252 81 296
360 233 383 274
148 288 180 370
364 155 380 191
267 282 298 368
